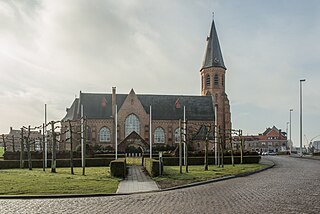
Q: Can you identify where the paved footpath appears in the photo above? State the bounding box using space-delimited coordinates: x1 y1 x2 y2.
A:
116 165 159 193
1 156 320 214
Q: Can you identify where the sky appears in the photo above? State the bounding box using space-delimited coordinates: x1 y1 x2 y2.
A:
0 0 319 147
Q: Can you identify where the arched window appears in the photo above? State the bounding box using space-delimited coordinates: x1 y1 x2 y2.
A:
154 127 165 143
201 76 204 89
206 75 210 87
222 75 225 88
214 74 219 87
174 128 181 143
86 126 91 142
100 127 111 142
125 114 140 137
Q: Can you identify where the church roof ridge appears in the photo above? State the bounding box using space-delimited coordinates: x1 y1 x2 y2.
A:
63 92 215 121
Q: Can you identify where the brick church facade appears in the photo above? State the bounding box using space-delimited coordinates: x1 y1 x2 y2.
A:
61 18 232 152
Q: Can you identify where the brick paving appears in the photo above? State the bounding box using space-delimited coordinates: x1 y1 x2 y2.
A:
1 156 320 214
116 165 159 193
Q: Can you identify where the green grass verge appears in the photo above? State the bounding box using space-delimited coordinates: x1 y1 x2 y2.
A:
0 167 121 195
154 164 268 189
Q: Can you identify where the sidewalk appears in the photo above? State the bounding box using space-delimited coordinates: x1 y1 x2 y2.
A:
116 165 159 194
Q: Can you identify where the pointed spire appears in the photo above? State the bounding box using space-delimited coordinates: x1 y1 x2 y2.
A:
201 17 226 70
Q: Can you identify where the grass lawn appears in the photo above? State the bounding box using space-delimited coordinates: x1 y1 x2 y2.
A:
154 164 268 189
0 167 121 195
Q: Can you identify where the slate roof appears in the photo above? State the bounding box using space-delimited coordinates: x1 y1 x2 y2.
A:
201 18 226 70
62 98 79 121
62 92 215 122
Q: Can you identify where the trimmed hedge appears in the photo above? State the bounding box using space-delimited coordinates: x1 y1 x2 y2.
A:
161 156 261 166
110 159 126 178
143 158 160 177
3 151 85 160
93 153 126 158
0 158 115 169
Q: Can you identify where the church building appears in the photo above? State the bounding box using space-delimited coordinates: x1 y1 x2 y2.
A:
61 18 232 153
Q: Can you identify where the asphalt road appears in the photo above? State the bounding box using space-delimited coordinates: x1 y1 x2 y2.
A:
1 156 320 214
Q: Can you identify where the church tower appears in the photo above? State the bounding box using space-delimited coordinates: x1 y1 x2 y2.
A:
200 17 231 142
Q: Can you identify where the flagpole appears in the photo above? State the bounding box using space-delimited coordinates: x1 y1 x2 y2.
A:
44 103 47 168
150 105 152 159
81 104 84 168
214 104 218 165
183 106 186 165
115 104 118 159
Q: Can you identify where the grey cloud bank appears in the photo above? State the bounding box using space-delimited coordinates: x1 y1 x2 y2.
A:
0 0 320 146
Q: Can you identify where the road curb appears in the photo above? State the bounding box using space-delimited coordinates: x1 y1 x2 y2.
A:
0 161 275 199
289 155 320 161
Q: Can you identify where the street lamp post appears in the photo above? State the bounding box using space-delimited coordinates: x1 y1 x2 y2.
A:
289 109 293 154
299 79 306 157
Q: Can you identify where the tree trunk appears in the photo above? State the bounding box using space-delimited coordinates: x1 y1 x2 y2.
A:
26 140 32 170
27 126 32 170
12 135 15 152
240 130 243 164
179 120 182 174
20 128 24 169
51 122 56 173
82 118 87 176
204 137 209 171
231 145 234 167
221 137 224 168
68 120 74 175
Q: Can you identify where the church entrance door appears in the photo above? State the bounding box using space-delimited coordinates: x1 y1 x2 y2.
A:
118 131 149 164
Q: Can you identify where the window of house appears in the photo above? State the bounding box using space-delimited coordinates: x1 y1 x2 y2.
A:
125 114 140 137
154 127 165 143
174 128 181 143
100 127 111 142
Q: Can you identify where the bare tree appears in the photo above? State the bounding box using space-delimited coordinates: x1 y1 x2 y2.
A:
68 120 74 175
51 121 57 173
20 128 24 169
26 126 32 170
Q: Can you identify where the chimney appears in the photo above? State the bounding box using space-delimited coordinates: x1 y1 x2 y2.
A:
10 127 12 133
112 87 116 118
279 129 282 138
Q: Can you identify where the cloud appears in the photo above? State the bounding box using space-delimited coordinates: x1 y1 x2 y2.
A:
0 0 319 147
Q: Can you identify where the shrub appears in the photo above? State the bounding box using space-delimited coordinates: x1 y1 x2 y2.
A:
160 156 261 166
110 159 126 178
143 158 160 177
0 158 115 169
